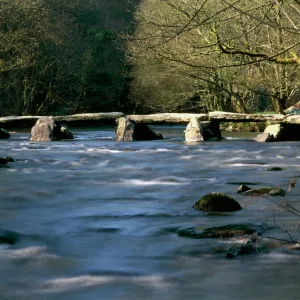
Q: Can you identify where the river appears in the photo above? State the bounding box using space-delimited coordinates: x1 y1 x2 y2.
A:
1 125 300 299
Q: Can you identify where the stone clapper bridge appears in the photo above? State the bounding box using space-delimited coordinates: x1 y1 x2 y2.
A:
1 111 300 141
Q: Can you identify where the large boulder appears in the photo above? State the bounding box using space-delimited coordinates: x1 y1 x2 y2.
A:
185 116 204 142
116 117 163 142
116 117 135 142
30 117 74 141
256 123 300 142
30 117 58 141
193 192 242 212
0 128 10 139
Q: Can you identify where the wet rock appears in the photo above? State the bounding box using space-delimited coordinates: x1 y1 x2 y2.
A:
226 236 268 258
0 229 20 245
178 224 257 239
30 117 73 141
116 117 163 142
237 184 252 194
256 123 300 142
262 167 283 171
264 124 282 140
241 187 286 197
60 126 74 139
30 116 56 142
184 116 204 142
133 123 163 141
202 121 222 141
287 243 300 250
255 132 274 142
116 117 135 142
193 192 242 212
0 157 15 165
0 128 10 139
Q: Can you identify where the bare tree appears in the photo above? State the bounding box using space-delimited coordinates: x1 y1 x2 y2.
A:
127 0 300 112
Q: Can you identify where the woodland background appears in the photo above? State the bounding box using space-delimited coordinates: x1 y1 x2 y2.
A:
1 0 300 116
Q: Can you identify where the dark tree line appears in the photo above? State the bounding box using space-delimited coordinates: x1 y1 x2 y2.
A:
0 0 138 116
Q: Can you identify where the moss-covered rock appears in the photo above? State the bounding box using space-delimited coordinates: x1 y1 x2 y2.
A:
178 224 257 239
237 184 251 194
193 192 242 212
262 167 283 171
242 187 286 196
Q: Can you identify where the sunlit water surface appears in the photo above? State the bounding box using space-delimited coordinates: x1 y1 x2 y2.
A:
1 126 300 299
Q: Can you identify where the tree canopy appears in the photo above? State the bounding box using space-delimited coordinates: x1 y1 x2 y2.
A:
127 0 300 113
0 0 138 116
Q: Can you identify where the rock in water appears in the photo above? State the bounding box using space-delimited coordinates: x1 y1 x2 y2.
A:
237 184 252 194
0 128 10 139
185 116 204 142
178 224 256 239
193 192 242 212
133 123 163 141
0 157 15 165
60 126 74 139
116 117 163 142
116 117 135 142
30 117 56 142
30 117 73 141
255 132 273 142
239 187 286 197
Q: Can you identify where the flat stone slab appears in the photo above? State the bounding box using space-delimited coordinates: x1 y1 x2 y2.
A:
208 111 285 122
54 112 124 126
0 116 42 128
0 113 124 128
2 111 300 129
126 113 208 124
284 115 300 124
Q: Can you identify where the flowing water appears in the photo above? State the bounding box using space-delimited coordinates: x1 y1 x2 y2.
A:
1 126 300 299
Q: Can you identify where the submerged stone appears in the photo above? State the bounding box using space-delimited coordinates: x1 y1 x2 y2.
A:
193 192 242 212
237 184 252 194
178 224 257 239
226 238 268 258
241 187 286 197
262 167 283 171
0 229 20 245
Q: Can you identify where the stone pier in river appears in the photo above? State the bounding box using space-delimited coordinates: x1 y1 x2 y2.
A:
1 111 300 141
0 111 295 128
